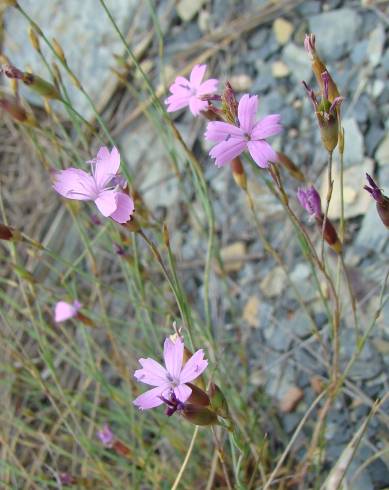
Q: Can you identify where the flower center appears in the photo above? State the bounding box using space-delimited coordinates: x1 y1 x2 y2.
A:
244 132 251 141
166 373 180 387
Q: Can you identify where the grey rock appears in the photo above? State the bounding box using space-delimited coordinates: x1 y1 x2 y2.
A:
355 202 389 255
248 28 269 49
344 461 374 490
296 1 321 16
381 49 389 72
375 134 389 167
256 31 279 61
3 0 141 119
351 40 368 65
263 321 293 352
308 9 362 61
367 23 385 67
288 312 312 339
282 43 311 83
366 126 385 157
342 118 364 167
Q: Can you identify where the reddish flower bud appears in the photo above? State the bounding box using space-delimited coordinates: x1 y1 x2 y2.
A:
186 383 210 407
315 215 342 253
0 223 21 241
182 404 218 426
231 157 247 190
0 96 37 126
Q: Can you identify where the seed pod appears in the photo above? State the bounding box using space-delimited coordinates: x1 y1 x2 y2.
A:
22 72 61 100
28 26 41 53
315 215 342 253
0 96 37 126
208 382 229 418
186 383 210 407
231 157 247 190
276 152 305 182
182 404 218 426
52 38 67 65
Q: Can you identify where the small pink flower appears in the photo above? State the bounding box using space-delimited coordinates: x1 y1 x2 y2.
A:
54 300 81 323
133 337 208 410
205 94 282 168
97 423 114 448
53 146 134 224
165 64 218 116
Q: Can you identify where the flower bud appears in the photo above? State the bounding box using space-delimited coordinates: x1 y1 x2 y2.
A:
28 26 41 53
112 440 132 457
208 382 229 418
186 383 210 406
276 152 305 182
364 173 389 228
315 215 342 253
231 157 247 190
0 223 21 241
182 404 218 426
304 34 340 103
22 72 61 99
221 82 238 124
52 38 67 64
75 312 96 328
0 96 37 126
297 186 322 217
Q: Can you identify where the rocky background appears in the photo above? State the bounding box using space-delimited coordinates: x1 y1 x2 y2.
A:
2 1 389 488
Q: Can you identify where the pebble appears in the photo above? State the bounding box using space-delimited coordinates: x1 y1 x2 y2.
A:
308 8 362 61
279 386 304 412
271 60 290 78
375 134 389 166
176 0 205 22
243 295 261 328
282 43 312 82
367 23 385 67
260 266 286 298
220 242 247 273
229 74 253 92
273 18 293 46
342 118 364 167
320 158 374 220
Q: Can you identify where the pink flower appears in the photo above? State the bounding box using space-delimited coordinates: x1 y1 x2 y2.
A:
53 147 134 224
165 64 218 116
54 300 81 323
133 337 208 410
97 423 114 448
205 94 282 168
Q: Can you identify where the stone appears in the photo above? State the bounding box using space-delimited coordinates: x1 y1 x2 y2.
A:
366 126 385 156
375 134 389 166
355 201 389 254
279 386 304 412
320 158 374 220
3 0 141 119
229 74 252 92
367 23 385 67
220 242 247 273
271 60 289 78
308 9 362 61
272 18 293 46
260 266 285 298
119 122 178 211
342 118 364 167
243 295 260 328
282 43 311 82
176 0 205 22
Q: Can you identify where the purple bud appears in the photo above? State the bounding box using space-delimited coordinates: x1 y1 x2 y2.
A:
59 473 75 486
321 71 330 100
304 34 315 59
297 186 322 217
364 173 383 203
97 423 114 448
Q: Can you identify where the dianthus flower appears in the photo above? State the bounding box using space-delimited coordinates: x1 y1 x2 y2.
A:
53 147 134 223
205 94 282 168
97 424 114 448
133 337 208 410
54 300 81 323
165 64 218 116
296 186 322 218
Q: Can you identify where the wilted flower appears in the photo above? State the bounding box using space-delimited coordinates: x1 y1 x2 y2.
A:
165 64 218 116
297 186 322 217
133 336 208 410
53 147 134 224
205 94 282 168
364 173 389 228
54 300 81 323
97 423 114 448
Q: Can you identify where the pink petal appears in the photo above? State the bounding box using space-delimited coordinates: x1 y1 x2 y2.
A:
197 79 219 96
165 94 191 112
168 83 191 96
54 301 80 323
179 349 208 383
238 94 258 134
169 76 190 92
189 64 206 87
173 384 192 403
53 168 95 200
93 146 121 189
251 114 282 140
247 140 277 168
134 357 168 386
163 337 184 379
133 386 167 410
94 189 118 217
189 96 208 116
209 139 247 167
110 192 134 224
205 121 244 142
